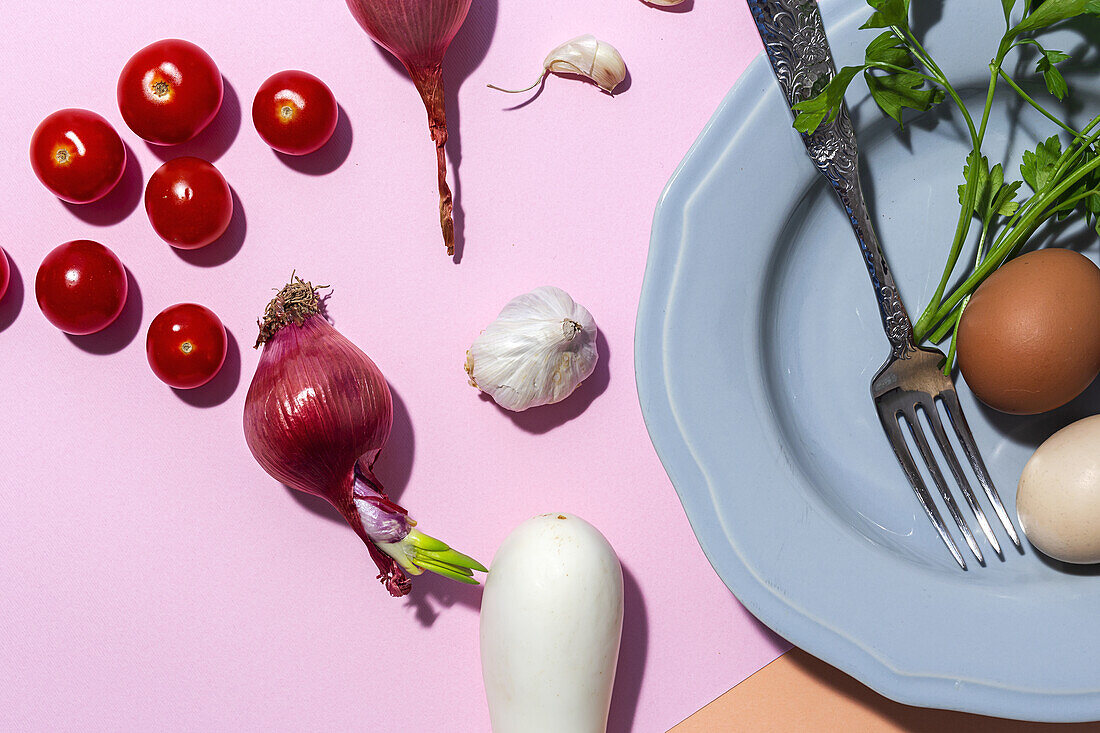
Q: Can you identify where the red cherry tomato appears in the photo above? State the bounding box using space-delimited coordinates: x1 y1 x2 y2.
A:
146 303 227 389
252 70 338 155
145 157 232 249
117 39 223 145
30 109 126 203
0 247 10 303
35 240 128 335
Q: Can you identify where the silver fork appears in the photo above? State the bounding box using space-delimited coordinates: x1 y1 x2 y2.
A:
747 0 1022 568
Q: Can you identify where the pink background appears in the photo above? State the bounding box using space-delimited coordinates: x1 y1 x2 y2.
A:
0 1 787 730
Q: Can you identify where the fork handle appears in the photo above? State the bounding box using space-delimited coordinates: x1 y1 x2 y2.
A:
748 0 916 359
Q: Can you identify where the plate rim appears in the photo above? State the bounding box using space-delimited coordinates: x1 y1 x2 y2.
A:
635 0 1100 722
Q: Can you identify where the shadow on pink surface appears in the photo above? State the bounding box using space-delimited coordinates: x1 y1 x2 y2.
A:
370 0 498 263
608 564 648 733
285 382 416 520
145 77 242 163
65 267 143 354
172 187 247 267
495 67 634 112
0 253 24 333
275 104 354 175
405 562 483 626
479 329 611 434
61 143 144 226
172 327 242 408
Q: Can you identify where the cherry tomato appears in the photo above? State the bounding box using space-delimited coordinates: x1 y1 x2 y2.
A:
117 39 223 145
146 303 227 389
0 247 10 303
252 70 338 155
35 240 128 335
30 109 126 203
145 157 232 249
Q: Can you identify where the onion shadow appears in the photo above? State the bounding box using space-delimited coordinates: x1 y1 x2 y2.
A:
481 329 611 434
371 384 415 503
172 187 246 267
447 0 501 263
607 564 649 733
369 0 499 263
0 253 25 334
405 564 483 627
283 380 415 518
65 268 143 354
273 104 353 175
61 143 144 226
146 77 242 162
172 327 242 407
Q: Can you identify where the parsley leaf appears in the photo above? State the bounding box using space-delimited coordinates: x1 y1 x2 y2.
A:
791 65 863 134
861 0 911 30
866 71 945 125
864 31 912 68
1010 0 1100 36
1035 47 1070 100
1020 135 1063 191
958 154 1022 224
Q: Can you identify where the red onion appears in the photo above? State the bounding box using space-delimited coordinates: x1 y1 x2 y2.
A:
345 0 472 257
244 276 485 596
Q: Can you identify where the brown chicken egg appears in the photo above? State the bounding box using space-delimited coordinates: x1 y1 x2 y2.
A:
957 248 1100 415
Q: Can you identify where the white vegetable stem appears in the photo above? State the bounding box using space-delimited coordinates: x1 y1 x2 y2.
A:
480 513 624 733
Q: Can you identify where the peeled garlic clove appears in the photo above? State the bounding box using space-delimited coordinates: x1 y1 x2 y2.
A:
488 35 627 95
465 286 598 412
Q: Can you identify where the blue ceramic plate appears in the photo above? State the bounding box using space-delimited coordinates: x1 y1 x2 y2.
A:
637 0 1100 722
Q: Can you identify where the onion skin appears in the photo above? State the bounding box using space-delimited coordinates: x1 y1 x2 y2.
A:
245 314 393 503
244 278 485 596
344 0 473 256
245 311 412 594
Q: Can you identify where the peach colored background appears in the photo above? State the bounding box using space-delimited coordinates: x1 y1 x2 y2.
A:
0 1 789 730
673 650 1100 732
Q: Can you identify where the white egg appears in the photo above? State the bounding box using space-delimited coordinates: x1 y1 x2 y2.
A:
1017 414 1100 564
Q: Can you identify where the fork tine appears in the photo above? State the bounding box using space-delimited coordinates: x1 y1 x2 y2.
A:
938 390 1023 551
877 405 967 570
921 401 1003 558
901 406 985 565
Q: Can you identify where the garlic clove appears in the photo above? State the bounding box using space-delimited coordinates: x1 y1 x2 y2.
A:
542 35 627 93
488 35 627 95
465 286 599 412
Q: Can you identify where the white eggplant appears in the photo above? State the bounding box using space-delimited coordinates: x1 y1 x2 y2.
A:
479 513 624 733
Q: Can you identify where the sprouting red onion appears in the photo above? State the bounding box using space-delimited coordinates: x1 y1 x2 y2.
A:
345 0 472 257
243 276 485 596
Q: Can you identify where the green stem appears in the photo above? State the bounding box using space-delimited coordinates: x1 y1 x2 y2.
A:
996 68 1080 135
900 27 980 144
864 62 942 85
930 307 962 343
378 527 487 585
943 296 968 374
927 155 1100 326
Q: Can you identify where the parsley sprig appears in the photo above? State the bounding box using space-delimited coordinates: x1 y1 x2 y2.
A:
793 0 1100 372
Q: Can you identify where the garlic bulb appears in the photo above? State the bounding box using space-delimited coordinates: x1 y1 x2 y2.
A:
488 35 627 95
466 286 598 412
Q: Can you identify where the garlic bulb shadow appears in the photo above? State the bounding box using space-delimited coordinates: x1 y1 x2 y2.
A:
482 329 611 435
